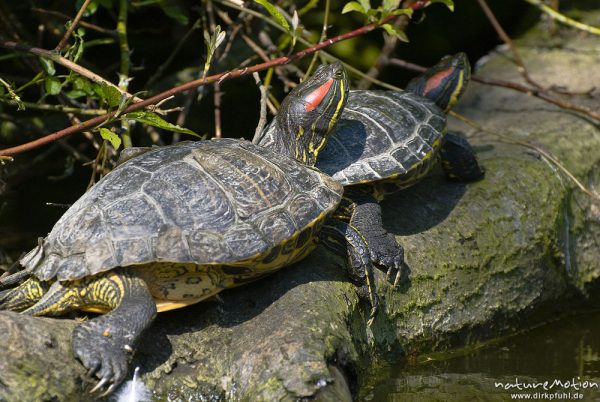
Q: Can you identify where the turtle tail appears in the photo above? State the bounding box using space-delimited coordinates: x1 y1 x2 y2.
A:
0 265 34 290
1 238 45 290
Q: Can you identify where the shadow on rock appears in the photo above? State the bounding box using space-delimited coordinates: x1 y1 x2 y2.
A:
381 167 469 236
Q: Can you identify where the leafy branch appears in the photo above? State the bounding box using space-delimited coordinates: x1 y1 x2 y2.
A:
0 1 432 157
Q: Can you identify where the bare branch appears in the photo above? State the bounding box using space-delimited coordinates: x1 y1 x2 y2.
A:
388 58 600 122
0 40 143 103
55 0 93 51
522 0 600 36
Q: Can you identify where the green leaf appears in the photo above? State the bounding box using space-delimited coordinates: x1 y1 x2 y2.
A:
65 89 87 99
78 0 114 16
78 0 98 16
99 127 122 150
125 111 202 137
99 82 122 108
383 0 400 11
73 76 94 95
157 0 189 25
429 0 454 11
342 1 366 14
381 23 409 42
39 58 56 76
64 26 85 62
391 7 413 16
254 0 290 32
203 25 227 76
358 0 371 11
45 77 62 95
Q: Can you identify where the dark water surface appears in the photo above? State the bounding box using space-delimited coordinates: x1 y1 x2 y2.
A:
365 313 600 402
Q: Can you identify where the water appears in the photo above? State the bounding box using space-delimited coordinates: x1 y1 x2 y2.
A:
363 313 600 401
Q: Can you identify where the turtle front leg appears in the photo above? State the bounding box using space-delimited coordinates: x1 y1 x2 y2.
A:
342 191 407 287
320 219 378 325
23 269 157 396
439 131 485 182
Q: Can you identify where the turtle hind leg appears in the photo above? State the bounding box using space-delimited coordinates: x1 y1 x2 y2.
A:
23 270 157 396
0 277 48 311
440 132 485 182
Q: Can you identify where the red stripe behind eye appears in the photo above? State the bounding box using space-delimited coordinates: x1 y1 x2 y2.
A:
304 79 333 112
424 67 454 96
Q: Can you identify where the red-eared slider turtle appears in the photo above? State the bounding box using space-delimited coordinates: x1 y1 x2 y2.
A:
303 54 483 286
0 62 348 395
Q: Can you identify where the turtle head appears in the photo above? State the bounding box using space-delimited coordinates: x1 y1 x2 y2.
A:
272 61 348 165
406 52 471 112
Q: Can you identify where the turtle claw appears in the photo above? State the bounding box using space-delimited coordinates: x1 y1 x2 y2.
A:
100 383 118 398
86 365 99 379
73 320 131 396
393 270 402 288
90 378 109 394
385 265 403 288
366 232 406 288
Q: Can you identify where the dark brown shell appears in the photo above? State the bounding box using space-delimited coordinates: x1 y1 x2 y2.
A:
21 139 343 281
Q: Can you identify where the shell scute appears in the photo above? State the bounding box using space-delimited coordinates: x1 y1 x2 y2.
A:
186 230 229 263
191 146 292 219
113 238 153 266
153 224 193 262
224 224 269 260
254 210 297 245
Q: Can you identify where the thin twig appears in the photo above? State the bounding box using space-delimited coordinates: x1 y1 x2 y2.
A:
55 0 93 51
0 40 143 103
452 112 600 201
117 0 132 148
213 82 222 138
303 0 331 80
32 8 117 37
471 76 600 121
146 19 202 88
476 0 542 89
357 1 413 89
251 72 268 143
215 0 406 90
522 0 600 36
0 9 428 157
0 99 107 115
388 58 600 122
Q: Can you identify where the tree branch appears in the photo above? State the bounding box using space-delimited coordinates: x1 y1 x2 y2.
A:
55 0 93 51
388 58 600 122
0 6 428 157
0 40 142 102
